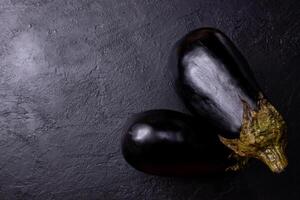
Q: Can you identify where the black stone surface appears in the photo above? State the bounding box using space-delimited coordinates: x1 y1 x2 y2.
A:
0 0 299 199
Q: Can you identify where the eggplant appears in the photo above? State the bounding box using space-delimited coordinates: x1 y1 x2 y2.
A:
170 27 288 173
122 110 234 176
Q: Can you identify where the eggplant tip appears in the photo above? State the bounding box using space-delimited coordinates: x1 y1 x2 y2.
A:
258 145 288 173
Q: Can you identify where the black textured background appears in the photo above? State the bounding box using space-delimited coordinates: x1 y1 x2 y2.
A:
0 0 299 199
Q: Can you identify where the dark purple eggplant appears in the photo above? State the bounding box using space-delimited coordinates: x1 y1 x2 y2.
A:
170 28 288 173
122 110 234 176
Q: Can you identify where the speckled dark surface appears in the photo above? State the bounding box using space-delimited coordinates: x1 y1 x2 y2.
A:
0 0 299 199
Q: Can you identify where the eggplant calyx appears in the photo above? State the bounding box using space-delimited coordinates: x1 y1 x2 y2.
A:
219 94 288 173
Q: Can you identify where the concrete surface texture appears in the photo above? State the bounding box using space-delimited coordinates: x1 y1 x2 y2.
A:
0 0 299 199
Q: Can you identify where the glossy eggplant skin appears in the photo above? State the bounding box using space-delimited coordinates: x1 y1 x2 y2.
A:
122 110 233 176
170 28 261 138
